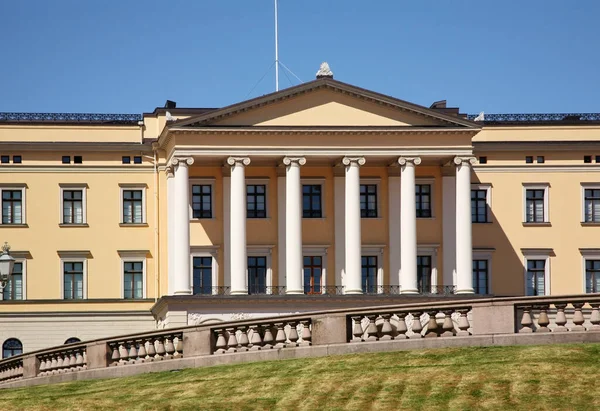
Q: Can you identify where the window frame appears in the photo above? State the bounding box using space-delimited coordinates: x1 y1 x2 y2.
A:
415 178 435 219
472 250 493 295
2 338 23 359
190 246 219 295
0 257 26 301
60 257 88 300
119 184 147 225
0 185 26 225
579 249 600 294
471 184 492 223
360 178 381 219
302 184 323 218
246 179 269 219
247 246 274 293
303 246 328 294
120 254 147 299
581 184 600 224
301 178 325 219
522 183 549 224
361 246 384 293
189 178 216 220
59 184 88 225
416 245 439 293
522 251 551 296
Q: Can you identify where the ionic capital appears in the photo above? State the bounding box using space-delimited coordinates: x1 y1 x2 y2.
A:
453 156 477 167
226 157 251 167
165 165 174 178
170 156 194 167
397 156 421 166
342 157 366 167
282 157 306 167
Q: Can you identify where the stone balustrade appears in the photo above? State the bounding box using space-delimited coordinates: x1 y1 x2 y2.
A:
0 358 23 383
516 298 600 333
212 319 311 353
108 332 183 366
38 346 87 376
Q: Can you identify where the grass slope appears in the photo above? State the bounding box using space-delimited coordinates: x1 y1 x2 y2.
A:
0 344 599 411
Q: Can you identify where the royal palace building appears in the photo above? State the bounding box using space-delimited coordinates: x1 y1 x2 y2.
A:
1 67 600 356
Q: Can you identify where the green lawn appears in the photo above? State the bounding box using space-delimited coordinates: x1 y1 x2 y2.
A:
0 344 599 410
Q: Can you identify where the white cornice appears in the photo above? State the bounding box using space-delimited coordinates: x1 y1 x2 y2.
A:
474 165 600 173
0 165 154 173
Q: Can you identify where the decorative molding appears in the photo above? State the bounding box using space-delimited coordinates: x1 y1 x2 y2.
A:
453 156 477 166
316 62 334 78
282 157 306 167
0 112 142 124
230 312 252 321
171 156 194 167
226 157 251 167
188 313 203 326
342 157 366 167
466 112 600 123
57 250 93 258
117 250 152 257
397 157 422 166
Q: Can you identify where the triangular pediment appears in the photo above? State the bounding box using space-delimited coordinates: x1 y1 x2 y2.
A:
172 78 478 129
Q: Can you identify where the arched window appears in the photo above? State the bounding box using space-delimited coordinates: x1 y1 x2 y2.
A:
64 337 81 345
2 338 23 358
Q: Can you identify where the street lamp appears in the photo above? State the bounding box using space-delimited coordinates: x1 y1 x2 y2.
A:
0 242 15 291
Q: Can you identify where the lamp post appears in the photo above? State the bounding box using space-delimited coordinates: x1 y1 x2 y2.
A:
0 242 15 291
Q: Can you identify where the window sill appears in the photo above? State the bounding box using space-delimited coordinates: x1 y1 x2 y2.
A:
247 217 272 221
59 223 89 228
416 217 436 220
0 224 28 228
361 216 382 220
581 222 600 227
522 222 552 227
119 223 149 227
190 217 216 221
303 217 326 220
473 221 494 224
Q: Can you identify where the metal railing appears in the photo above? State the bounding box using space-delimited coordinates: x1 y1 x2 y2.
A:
466 113 600 123
188 285 460 297
0 112 142 124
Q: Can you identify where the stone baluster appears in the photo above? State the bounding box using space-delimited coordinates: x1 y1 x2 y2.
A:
456 309 471 336
395 313 408 339
351 316 364 342
263 325 275 349
68 351 77 371
155 338 166 360
379 314 393 341
214 329 227 354
75 350 84 370
286 322 299 348
424 311 440 338
571 303 585 331
237 326 250 352
590 303 600 331
248 325 262 351
128 342 138 365
83 351 88 369
365 315 378 341
38 357 47 376
118 343 129 364
536 305 550 333
146 339 156 361
110 345 120 365
300 320 312 346
137 340 147 363
175 336 183 357
441 310 456 337
274 323 287 348
50 355 58 374
553 304 568 332
519 306 534 333
165 337 176 359
56 354 64 373
226 328 238 353
410 312 423 339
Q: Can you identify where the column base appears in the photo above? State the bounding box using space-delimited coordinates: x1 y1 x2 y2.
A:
455 288 474 295
400 289 419 295
344 289 363 295
230 290 248 296
173 290 192 296
286 289 304 295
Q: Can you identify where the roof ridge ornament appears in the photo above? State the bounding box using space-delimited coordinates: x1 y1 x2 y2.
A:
316 62 333 79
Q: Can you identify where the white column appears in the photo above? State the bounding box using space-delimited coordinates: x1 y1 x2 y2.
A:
342 157 365 294
283 157 306 294
442 174 457 287
223 174 231 290
166 166 175 295
277 173 286 290
398 156 421 294
388 172 401 287
227 157 250 295
334 173 345 289
171 156 194 295
454 156 476 294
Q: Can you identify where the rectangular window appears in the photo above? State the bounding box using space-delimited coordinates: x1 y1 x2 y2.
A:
248 256 267 294
122 156 131 164
478 156 487 164
2 190 22 224
416 184 431 218
584 156 592 164
361 256 378 293
62 190 83 224
585 260 600 294
133 156 142 164
302 185 322 218
192 185 212 218
584 189 600 223
472 260 489 294
417 255 431 293
63 261 84 300
537 156 545 164
192 256 213 295
471 189 488 223
122 189 143 224
123 261 144 299
596 156 600 164
12 156 21 164
0 156 9 164
303 256 322 294
62 156 71 164
526 259 546 296
525 189 545 223
525 156 533 164
2 262 23 300
247 184 266 218
74 156 83 164
360 184 377 218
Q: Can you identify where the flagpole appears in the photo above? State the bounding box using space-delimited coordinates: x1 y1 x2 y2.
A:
275 0 279 92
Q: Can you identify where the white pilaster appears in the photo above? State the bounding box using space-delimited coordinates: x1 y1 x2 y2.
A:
277 173 286 290
454 156 476 294
171 156 194 295
398 156 421 294
227 157 251 295
334 174 345 289
342 156 365 294
223 175 231 290
442 174 457 287
166 166 175 295
284 157 306 294
388 173 401 287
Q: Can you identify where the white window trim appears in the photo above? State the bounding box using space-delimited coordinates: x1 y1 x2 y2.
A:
246 178 270 219
579 249 600 294
417 245 439 292
190 246 219 295
362 246 385 293
60 257 88 300
119 184 147 224
303 245 329 293
522 183 549 223
0 185 26 225
522 250 551 296
59 184 87 225
0 257 26 301
189 178 216 220
360 177 381 219
416 178 435 219
301 178 326 219
581 183 600 223
471 183 492 223
120 253 147 299
473 250 493 294
247 245 274 292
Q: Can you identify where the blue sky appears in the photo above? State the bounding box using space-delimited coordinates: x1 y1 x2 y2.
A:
1 0 598 115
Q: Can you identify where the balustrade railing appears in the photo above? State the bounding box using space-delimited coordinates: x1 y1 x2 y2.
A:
193 286 231 296
108 332 183 366
0 358 23 383
38 346 87 376
212 319 311 353
516 299 600 333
